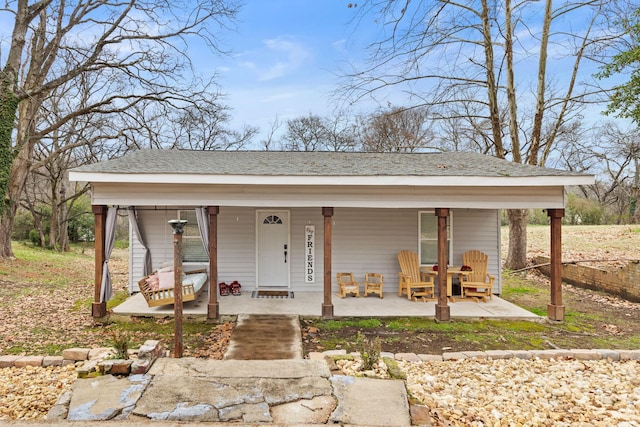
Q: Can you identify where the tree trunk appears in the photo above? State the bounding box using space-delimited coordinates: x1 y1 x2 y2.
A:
57 175 70 252
480 0 505 159
504 0 521 163
0 95 40 257
505 209 529 270
0 0 32 258
0 153 30 257
632 157 639 224
49 178 59 250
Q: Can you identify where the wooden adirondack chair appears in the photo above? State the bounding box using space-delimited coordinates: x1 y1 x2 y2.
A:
461 250 495 302
397 250 435 301
336 272 360 298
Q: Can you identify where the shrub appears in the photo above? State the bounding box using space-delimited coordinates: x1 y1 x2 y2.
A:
566 194 603 225
28 229 41 246
354 331 381 370
110 330 131 359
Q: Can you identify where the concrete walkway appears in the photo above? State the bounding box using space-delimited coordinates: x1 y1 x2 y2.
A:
63 315 412 425
224 314 303 360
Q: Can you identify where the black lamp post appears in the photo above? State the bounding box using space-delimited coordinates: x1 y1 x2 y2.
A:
168 219 187 358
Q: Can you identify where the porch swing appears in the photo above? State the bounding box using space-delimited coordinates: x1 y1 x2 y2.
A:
138 268 209 307
132 207 210 307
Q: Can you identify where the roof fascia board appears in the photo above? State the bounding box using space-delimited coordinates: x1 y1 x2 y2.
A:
69 172 594 187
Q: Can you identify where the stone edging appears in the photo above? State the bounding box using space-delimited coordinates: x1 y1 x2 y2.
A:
3 346 639 370
309 348 640 362
0 340 164 376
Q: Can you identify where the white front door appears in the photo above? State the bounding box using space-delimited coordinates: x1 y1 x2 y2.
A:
256 210 290 288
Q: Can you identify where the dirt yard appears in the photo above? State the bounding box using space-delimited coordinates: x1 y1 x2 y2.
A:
302 225 640 356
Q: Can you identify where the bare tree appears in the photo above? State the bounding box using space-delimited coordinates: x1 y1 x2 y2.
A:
260 116 283 151
344 0 628 269
359 105 436 152
563 122 640 223
323 111 359 152
0 0 240 258
282 114 331 151
172 99 258 151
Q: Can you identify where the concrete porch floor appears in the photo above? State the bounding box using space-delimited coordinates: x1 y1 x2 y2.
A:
112 290 539 319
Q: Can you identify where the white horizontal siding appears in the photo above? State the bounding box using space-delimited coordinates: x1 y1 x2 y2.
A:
128 207 501 295
331 208 418 293
451 209 501 293
93 182 565 209
217 207 256 289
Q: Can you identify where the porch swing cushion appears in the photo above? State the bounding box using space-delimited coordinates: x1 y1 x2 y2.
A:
138 269 208 307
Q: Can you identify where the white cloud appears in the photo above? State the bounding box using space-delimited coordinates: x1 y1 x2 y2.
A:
331 38 347 53
238 60 257 70
257 37 312 81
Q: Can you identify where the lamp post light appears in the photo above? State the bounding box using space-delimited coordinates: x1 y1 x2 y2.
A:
168 219 187 358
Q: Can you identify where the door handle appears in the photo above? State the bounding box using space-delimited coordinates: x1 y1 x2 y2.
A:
284 244 288 263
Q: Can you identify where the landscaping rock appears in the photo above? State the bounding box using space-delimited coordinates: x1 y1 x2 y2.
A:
76 359 99 378
42 355 64 367
88 347 114 360
400 357 640 425
14 355 44 367
395 352 421 362
442 351 467 360
329 375 410 426
0 355 20 368
63 348 90 361
418 353 443 362
67 374 151 421
99 359 133 375
45 390 73 420
137 340 163 360
130 358 153 375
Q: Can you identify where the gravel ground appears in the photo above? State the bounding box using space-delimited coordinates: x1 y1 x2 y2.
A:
400 358 640 426
7 356 640 424
0 364 76 421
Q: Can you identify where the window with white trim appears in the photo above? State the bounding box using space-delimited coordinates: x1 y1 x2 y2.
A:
419 210 452 265
178 210 208 262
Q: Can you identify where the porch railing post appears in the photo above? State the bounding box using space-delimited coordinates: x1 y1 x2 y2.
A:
92 205 107 318
435 208 450 321
547 208 565 321
207 206 219 319
322 207 334 319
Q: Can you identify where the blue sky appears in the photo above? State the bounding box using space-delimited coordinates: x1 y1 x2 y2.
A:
210 2 376 144
1 2 627 148
208 1 617 146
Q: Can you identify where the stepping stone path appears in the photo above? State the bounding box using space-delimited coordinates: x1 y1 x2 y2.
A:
62 314 412 425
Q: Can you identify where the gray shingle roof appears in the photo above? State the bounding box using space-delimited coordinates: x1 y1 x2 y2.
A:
71 149 587 178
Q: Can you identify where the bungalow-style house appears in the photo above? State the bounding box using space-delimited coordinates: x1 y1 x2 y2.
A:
68 150 594 322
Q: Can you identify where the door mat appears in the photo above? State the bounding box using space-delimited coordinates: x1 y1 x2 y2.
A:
251 290 294 299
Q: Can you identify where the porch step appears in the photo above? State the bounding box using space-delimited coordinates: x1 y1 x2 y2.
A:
223 314 303 360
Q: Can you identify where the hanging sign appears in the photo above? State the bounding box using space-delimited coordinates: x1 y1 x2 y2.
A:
305 225 315 283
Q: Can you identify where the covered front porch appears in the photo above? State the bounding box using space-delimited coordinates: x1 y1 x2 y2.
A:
69 151 595 323
112 291 538 319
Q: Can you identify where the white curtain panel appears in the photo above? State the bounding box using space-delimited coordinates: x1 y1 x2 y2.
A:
195 207 210 257
128 207 152 276
100 207 118 302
